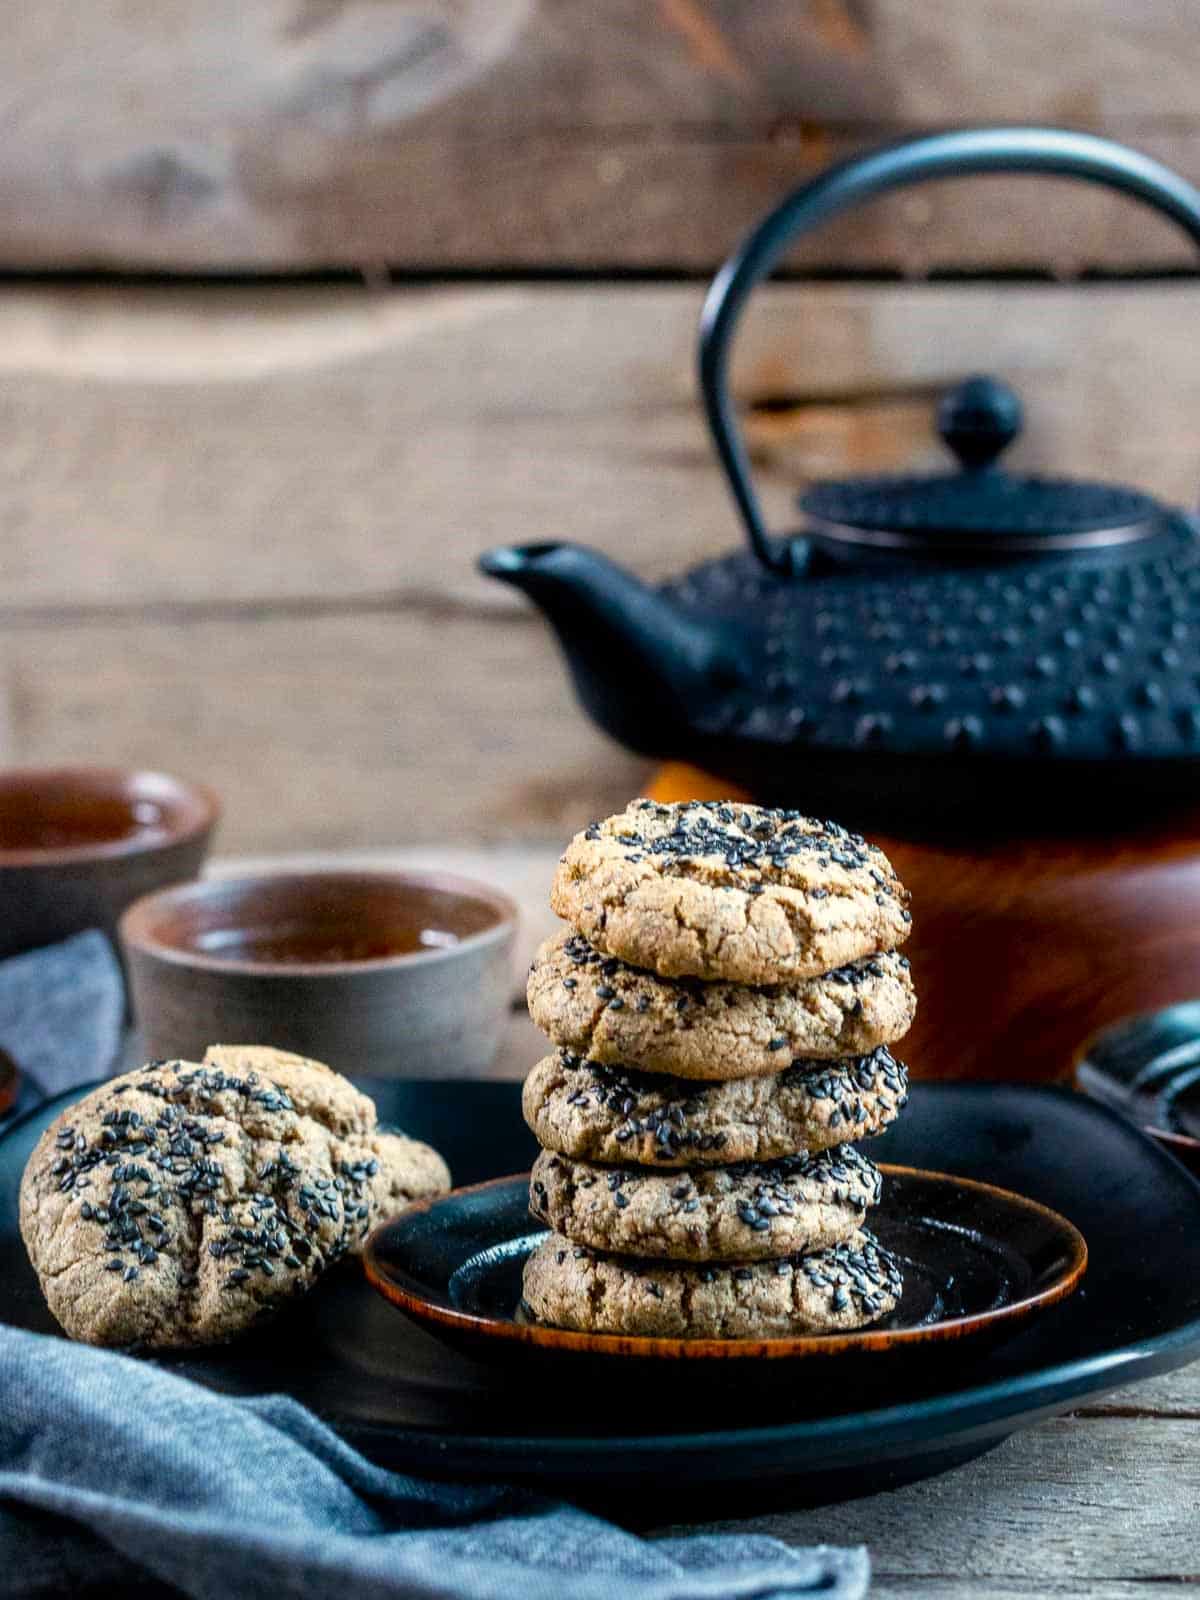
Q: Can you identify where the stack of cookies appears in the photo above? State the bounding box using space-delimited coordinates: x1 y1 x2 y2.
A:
520 799 915 1340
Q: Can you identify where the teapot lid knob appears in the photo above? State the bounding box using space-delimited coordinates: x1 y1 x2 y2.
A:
798 359 1164 553
936 374 1023 471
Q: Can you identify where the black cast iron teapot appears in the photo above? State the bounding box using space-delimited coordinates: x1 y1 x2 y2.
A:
481 127 1200 830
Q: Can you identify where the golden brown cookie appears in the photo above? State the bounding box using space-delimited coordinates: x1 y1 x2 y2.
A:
550 800 910 984
521 1229 902 1338
522 1046 908 1166
527 930 915 1078
201 1046 375 1139
19 1052 449 1349
528 1145 880 1262
204 1048 451 1215
368 1130 453 1219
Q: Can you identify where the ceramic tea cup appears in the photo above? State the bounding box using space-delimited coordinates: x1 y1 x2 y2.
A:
0 766 219 961
119 869 518 1078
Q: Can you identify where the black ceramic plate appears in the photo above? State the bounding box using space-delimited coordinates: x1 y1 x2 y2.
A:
2 1080 1200 1515
1077 1001 1200 1176
365 1168 1086 1367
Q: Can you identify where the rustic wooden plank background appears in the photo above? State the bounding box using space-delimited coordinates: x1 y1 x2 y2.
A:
4 2 1200 852
1 280 1198 851
3 0 1200 271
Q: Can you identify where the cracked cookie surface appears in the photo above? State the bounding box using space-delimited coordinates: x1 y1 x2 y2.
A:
550 800 910 984
521 1229 902 1338
19 1050 450 1349
528 929 915 1078
202 1047 450 1218
523 1046 908 1166
528 1145 880 1261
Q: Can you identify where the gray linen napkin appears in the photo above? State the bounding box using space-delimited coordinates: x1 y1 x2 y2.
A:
0 1328 868 1600
0 931 123 1097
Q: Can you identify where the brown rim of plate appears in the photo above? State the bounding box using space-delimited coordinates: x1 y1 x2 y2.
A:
119 868 519 978
363 1164 1089 1362
0 766 220 868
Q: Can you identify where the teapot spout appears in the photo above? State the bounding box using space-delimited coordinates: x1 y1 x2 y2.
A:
478 542 745 755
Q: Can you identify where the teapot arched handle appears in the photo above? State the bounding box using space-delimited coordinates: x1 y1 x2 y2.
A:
699 126 1200 577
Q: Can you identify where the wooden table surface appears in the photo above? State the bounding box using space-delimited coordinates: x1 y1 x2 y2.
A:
217 844 1200 1596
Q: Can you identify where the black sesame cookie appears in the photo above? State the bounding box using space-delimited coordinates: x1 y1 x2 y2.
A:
521 1229 902 1338
523 1046 908 1167
550 800 911 985
528 1144 880 1262
527 929 915 1079
19 1052 450 1349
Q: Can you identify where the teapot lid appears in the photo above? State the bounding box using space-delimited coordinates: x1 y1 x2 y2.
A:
800 374 1165 558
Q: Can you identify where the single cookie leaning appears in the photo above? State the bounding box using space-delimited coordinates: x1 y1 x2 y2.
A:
550 800 911 984
19 1052 450 1349
522 1230 902 1338
523 1047 908 1167
529 1145 880 1262
528 929 915 1078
